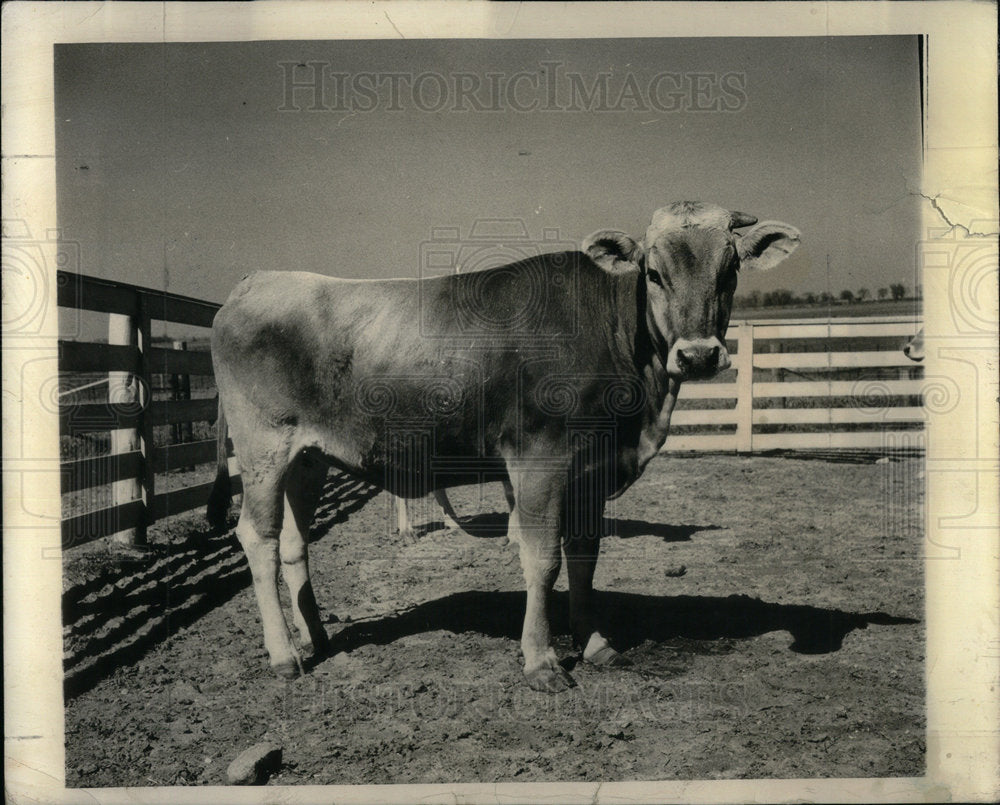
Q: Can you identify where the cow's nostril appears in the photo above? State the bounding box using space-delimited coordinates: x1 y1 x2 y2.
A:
674 343 726 376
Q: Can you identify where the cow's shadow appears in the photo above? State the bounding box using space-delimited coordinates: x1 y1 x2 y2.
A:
323 589 917 666
606 519 722 541
443 513 718 543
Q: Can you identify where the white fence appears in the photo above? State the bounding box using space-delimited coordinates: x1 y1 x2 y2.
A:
665 316 923 453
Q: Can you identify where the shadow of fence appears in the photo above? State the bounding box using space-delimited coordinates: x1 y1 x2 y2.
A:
63 469 380 699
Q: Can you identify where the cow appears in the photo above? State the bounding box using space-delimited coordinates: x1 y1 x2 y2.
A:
395 490 461 539
903 327 924 362
207 201 800 691
394 478 516 540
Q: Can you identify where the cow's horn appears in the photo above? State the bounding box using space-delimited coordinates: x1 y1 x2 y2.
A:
729 211 758 229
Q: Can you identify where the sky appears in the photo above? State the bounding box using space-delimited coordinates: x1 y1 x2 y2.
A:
55 37 922 329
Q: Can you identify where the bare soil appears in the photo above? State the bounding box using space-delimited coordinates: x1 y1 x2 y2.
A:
63 452 924 785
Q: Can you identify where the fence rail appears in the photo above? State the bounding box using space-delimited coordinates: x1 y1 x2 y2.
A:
668 316 924 453
58 271 240 549
57 270 923 550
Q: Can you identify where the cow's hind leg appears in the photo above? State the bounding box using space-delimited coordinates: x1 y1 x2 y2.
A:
432 489 461 530
506 466 575 692
397 496 417 541
234 435 301 678
280 451 329 661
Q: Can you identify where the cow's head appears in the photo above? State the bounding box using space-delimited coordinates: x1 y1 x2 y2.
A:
584 201 800 380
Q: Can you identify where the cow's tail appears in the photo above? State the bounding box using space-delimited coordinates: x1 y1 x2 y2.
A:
206 395 232 534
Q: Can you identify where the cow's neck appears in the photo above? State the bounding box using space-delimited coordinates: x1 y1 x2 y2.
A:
636 357 681 471
607 269 682 473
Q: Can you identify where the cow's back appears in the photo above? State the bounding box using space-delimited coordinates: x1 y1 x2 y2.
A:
212 257 642 488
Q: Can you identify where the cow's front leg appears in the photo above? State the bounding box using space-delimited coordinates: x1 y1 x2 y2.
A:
564 528 630 668
507 469 575 692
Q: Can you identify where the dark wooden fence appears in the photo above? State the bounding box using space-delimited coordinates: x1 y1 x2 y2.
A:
58 271 240 548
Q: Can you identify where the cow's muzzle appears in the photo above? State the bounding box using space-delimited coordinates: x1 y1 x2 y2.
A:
667 337 731 379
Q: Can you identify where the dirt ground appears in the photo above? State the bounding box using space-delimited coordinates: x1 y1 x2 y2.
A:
63 452 925 786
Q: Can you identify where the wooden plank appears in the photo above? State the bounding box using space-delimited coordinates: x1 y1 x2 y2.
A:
140 290 218 329
59 341 139 374
676 382 739 400
752 321 918 340
753 351 921 369
730 315 917 327
154 440 240 473
60 403 141 433
149 398 218 426
152 482 215 520
752 406 927 426
753 430 918 451
670 408 738 426
154 439 214 472
753 379 926 399
168 340 192 445
57 270 220 327
152 474 242 520
735 323 754 453
663 433 737 452
108 311 144 547
57 272 138 317
135 296 155 544
61 451 144 494
148 346 214 376
61 500 144 548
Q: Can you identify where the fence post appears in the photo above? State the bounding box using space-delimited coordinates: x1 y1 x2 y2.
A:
735 322 754 454
170 340 192 445
108 313 146 546
136 295 157 531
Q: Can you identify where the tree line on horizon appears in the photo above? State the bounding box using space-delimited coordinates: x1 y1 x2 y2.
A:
735 282 918 309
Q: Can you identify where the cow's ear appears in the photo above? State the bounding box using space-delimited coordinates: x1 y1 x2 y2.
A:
583 230 643 272
736 222 801 271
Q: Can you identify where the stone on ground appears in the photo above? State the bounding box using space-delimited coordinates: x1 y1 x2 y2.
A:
226 742 282 785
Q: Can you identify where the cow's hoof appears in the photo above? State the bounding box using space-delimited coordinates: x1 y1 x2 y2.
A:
272 660 302 679
585 645 632 668
271 654 306 679
300 635 329 662
525 665 576 692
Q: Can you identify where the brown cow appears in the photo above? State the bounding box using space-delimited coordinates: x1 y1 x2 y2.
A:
207 201 800 691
